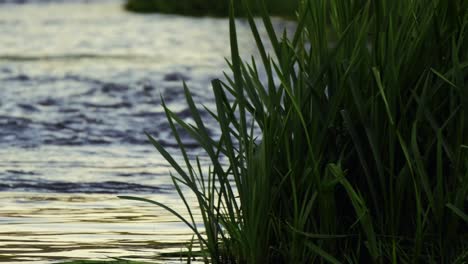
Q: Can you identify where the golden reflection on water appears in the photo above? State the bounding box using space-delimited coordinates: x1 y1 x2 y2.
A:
0 192 200 263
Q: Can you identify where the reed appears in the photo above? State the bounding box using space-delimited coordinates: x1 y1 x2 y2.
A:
122 0 468 262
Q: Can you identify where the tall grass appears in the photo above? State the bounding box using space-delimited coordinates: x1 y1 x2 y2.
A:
121 0 468 262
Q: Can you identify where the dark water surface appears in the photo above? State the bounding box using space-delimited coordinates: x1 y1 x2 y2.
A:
0 0 291 262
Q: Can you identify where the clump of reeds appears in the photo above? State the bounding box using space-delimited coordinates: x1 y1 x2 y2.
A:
122 0 468 262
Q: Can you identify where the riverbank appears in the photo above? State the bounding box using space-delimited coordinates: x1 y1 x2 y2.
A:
61 261 150 264
124 0 298 17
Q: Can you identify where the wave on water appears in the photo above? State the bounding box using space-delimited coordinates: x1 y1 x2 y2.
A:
0 54 155 62
0 0 118 4
0 178 168 193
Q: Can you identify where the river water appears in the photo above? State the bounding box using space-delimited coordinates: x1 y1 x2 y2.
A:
0 0 290 262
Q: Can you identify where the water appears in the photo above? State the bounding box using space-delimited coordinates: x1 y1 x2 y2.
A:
0 0 293 262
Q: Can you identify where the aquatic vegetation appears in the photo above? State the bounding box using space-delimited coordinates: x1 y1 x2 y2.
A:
124 0 297 17
122 0 468 262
